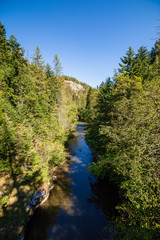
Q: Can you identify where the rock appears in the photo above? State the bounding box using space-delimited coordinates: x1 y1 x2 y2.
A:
24 188 49 213
24 184 51 212
31 190 43 206
64 80 85 93
25 204 32 213
22 182 55 239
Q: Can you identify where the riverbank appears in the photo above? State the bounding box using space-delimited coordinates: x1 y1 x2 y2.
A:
24 123 117 240
0 171 57 240
0 128 76 240
17 128 77 240
18 161 70 240
0 26 89 240
84 124 160 240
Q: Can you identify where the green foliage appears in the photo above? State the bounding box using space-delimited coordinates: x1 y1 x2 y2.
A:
80 87 97 122
32 45 44 70
132 46 150 81
0 23 89 239
118 46 135 76
87 41 160 238
0 22 95 240
61 75 92 121
0 23 88 186
150 39 160 76
53 54 62 76
45 63 54 77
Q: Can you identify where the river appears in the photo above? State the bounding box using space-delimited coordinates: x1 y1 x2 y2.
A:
24 123 118 240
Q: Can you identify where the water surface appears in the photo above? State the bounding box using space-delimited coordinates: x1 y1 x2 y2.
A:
25 123 117 240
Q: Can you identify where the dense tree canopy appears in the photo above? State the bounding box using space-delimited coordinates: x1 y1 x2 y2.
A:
87 40 160 239
0 22 91 240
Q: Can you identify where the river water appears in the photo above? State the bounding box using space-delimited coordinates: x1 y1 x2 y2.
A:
24 123 118 240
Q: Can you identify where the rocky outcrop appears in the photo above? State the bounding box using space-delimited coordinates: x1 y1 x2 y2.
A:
65 80 85 92
25 183 50 212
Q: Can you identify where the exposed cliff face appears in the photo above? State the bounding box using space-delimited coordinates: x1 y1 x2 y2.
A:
64 80 85 93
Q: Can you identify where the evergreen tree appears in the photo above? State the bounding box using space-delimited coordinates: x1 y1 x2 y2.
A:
0 22 90 240
45 63 54 77
150 39 160 76
132 46 150 80
0 21 8 63
118 46 135 76
9 34 24 59
32 45 44 69
53 54 62 76
85 87 97 122
150 46 157 64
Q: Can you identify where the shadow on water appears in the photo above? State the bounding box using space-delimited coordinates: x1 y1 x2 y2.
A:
24 123 119 240
88 178 118 217
24 165 73 240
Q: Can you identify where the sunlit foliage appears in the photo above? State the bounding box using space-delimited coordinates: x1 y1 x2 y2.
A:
87 40 160 239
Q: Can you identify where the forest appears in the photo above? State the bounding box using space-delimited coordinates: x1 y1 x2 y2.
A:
0 20 160 240
0 22 91 239
87 42 160 238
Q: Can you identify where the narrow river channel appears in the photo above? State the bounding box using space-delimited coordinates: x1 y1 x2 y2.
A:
24 123 118 240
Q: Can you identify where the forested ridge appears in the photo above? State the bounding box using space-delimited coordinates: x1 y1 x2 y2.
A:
0 22 90 239
87 42 160 238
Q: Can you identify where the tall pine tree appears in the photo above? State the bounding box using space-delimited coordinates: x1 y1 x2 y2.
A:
32 45 44 70
53 54 62 76
118 46 135 76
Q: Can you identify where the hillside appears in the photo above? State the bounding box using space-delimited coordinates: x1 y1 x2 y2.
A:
0 22 92 240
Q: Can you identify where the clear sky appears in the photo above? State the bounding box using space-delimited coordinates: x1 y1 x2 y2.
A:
1 0 160 87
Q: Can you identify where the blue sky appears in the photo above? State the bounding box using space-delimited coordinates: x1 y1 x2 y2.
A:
1 0 160 87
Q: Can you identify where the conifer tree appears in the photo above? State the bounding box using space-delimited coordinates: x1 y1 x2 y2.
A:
9 34 24 59
85 87 97 122
0 21 8 63
32 45 44 69
53 54 62 76
132 46 150 80
150 39 160 75
45 63 54 77
118 46 135 76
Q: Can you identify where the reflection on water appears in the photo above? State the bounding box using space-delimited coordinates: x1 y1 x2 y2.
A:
25 123 117 240
24 164 73 240
88 177 119 220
